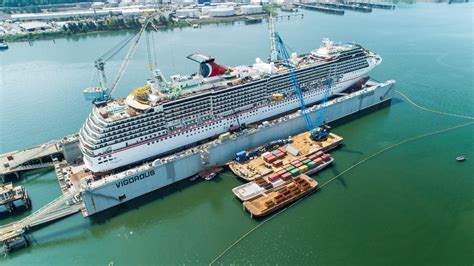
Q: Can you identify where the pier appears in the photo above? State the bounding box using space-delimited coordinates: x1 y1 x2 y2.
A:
347 2 396 10
295 4 345 15
0 134 81 182
316 2 372 13
0 189 82 254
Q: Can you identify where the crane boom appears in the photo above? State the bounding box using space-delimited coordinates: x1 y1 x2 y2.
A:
274 32 332 141
109 18 150 96
275 33 315 134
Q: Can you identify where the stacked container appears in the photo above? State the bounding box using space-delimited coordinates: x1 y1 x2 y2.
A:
281 172 292 180
272 159 283 167
321 154 332 162
268 172 280 182
264 154 277 163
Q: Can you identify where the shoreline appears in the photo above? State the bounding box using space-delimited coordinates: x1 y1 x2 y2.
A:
1 13 270 43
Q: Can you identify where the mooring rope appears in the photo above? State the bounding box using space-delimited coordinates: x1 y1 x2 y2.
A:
394 90 474 120
208 90 474 265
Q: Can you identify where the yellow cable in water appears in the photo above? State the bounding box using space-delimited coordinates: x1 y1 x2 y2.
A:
394 90 474 120
209 121 474 266
209 90 474 265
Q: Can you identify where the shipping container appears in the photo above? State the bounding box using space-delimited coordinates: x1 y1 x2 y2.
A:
298 165 309 173
290 160 301 166
278 147 287 154
294 162 303 168
268 173 280 182
315 151 324 157
272 159 283 167
272 150 281 156
321 155 332 162
307 162 316 169
275 152 286 159
303 159 312 164
308 154 317 160
286 165 295 172
281 172 292 180
313 158 323 165
277 169 286 175
290 168 300 176
264 154 277 163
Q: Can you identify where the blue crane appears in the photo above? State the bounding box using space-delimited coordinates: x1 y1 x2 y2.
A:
274 32 332 141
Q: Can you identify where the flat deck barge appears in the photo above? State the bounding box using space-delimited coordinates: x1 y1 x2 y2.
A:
229 132 342 181
243 174 318 218
232 153 332 201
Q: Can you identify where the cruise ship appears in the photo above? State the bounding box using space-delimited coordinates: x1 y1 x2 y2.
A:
79 38 382 173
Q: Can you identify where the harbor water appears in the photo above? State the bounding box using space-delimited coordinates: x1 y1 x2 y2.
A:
0 3 473 265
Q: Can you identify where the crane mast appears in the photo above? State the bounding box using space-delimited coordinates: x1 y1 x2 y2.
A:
274 32 332 141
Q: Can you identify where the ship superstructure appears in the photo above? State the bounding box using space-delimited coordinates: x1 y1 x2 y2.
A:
79 37 381 173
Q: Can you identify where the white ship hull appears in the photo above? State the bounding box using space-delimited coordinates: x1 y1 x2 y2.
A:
84 65 375 173
80 80 395 216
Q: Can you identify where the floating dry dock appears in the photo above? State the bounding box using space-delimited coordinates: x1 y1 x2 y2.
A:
243 174 318 218
0 79 395 254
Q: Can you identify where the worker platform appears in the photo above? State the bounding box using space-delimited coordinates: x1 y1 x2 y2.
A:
0 134 81 183
0 189 81 255
0 183 31 213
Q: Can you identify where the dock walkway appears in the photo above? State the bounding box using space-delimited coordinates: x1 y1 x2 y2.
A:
0 141 61 181
0 189 81 247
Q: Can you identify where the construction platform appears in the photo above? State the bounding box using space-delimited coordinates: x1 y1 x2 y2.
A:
0 134 81 182
0 189 82 255
229 132 342 181
0 183 30 213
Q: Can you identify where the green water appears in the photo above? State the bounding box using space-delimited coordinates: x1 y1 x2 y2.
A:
1 3 473 265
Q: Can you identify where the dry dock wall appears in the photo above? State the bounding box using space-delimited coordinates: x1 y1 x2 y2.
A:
81 81 395 216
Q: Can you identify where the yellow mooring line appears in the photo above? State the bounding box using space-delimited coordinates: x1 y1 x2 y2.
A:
208 90 474 265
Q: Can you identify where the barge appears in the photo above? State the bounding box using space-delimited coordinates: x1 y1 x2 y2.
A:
229 132 341 181
232 152 332 201
243 174 318 218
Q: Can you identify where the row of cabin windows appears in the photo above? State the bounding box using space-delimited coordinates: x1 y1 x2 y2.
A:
103 113 164 134
165 103 211 117
94 124 166 149
164 100 212 113
107 108 156 127
100 121 164 140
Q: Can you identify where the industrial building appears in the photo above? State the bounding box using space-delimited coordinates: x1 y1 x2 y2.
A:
208 6 235 17
240 4 263 14
19 22 52 32
176 8 200 18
